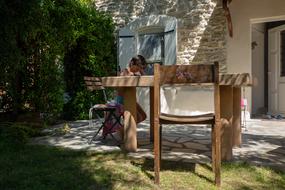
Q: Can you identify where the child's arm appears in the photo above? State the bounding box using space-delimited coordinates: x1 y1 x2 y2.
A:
120 68 134 76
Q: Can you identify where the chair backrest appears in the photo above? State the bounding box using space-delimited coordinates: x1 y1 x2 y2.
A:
155 63 219 85
84 76 108 102
153 62 220 118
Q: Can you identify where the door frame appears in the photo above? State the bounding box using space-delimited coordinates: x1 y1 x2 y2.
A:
250 16 285 115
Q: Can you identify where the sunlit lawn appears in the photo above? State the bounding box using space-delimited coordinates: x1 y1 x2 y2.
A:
0 139 285 189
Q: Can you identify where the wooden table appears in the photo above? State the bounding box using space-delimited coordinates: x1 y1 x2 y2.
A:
100 73 251 161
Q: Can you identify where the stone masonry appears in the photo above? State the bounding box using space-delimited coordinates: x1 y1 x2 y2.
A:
93 0 227 72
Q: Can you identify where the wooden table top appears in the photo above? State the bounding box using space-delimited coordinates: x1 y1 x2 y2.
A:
100 73 251 87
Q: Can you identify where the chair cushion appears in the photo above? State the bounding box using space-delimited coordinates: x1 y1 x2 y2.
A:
159 112 215 124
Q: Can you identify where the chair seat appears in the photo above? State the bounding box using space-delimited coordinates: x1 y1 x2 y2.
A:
91 104 117 111
159 113 215 124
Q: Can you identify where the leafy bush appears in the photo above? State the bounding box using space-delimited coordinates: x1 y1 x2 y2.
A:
0 0 116 121
63 89 109 120
3 126 29 144
63 8 116 120
0 122 43 145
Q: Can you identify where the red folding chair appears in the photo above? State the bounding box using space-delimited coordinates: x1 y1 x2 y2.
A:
84 77 123 144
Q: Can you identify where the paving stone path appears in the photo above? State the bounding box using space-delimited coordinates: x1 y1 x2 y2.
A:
233 119 285 171
32 119 285 171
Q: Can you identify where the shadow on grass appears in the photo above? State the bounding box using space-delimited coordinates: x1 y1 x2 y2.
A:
0 139 152 190
131 158 214 183
131 158 285 189
0 142 106 189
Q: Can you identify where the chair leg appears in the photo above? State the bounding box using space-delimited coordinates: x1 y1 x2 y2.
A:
159 124 162 163
105 111 123 143
88 123 104 144
89 107 94 128
211 124 216 173
89 111 112 144
214 122 221 186
154 121 161 184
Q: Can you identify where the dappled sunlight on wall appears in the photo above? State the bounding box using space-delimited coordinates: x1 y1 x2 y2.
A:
95 0 226 70
95 0 226 115
190 5 227 72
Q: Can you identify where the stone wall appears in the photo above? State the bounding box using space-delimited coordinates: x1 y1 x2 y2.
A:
94 0 227 72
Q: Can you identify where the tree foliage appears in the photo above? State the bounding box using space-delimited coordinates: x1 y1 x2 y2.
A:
0 0 116 121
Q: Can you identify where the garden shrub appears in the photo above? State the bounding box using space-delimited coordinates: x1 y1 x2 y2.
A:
0 122 43 145
0 123 28 144
63 11 116 120
3 126 28 144
0 0 116 121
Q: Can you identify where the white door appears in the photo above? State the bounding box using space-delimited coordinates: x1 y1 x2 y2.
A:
268 25 285 114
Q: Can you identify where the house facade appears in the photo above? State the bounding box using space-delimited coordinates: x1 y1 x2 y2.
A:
228 0 285 117
94 0 285 117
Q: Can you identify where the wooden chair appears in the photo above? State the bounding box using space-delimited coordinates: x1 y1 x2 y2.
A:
84 77 123 144
153 62 221 186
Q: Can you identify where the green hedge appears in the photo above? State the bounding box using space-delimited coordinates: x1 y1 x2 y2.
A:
0 0 116 121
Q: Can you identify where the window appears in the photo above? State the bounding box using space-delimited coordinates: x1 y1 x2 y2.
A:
138 32 164 64
137 27 165 65
281 30 285 77
118 15 177 71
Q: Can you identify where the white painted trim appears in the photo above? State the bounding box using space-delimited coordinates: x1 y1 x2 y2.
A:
250 15 285 24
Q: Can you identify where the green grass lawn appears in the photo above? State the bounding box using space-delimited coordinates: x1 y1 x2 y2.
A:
0 139 285 190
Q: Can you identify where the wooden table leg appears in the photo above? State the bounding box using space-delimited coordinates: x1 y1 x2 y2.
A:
233 87 242 147
149 87 154 142
220 86 233 161
123 87 137 152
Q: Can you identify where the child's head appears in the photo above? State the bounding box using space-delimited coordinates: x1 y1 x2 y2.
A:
128 55 146 73
137 55 147 69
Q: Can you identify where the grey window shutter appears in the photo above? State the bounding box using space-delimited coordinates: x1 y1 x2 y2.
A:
164 29 176 65
164 18 177 65
118 28 135 70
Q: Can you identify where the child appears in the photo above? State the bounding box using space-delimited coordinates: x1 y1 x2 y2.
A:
117 55 147 123
120 55 146 76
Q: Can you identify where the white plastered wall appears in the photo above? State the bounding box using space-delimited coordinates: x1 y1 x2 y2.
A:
228 0 285 114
